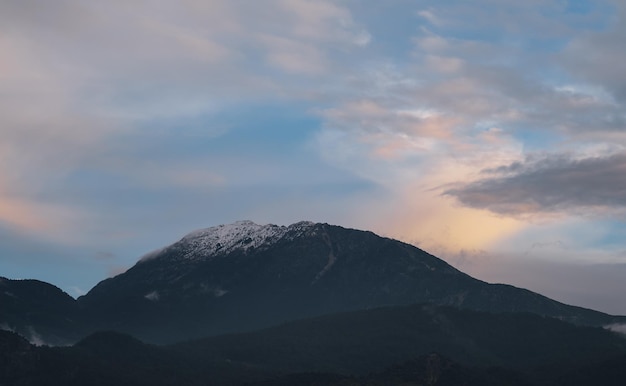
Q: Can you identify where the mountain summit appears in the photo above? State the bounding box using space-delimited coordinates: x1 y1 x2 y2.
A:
139 220 316 262
76 221 621 344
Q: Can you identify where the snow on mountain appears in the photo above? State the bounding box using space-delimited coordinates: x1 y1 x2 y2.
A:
141 220 316 261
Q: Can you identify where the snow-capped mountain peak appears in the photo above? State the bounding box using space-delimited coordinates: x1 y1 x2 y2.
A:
166 220 316 260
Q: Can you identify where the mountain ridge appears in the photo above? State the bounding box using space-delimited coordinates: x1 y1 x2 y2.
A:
76 220 624 343
138 220 318 263
2 220 625 345
0 277 87 345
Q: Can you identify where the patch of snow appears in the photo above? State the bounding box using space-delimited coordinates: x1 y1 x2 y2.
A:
177 220 316 259
145 291 160 301
68 286 86 297
213 288 228 297
197 283 228 297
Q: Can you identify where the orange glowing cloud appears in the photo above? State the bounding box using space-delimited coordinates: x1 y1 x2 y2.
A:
0 196 48 232
385 190 524 256
0 187 85 244
348 126 527 259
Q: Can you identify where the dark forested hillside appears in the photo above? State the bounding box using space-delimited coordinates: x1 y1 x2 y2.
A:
2 304 626 386
0 277 86 346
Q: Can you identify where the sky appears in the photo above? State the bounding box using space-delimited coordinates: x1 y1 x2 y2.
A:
2 0 626 315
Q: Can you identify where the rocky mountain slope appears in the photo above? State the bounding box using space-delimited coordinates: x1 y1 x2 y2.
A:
2 221 625 345
77 221 623 343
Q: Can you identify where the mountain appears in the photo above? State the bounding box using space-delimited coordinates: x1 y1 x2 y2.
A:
173 303 626 375
3 220 626 384
76 220 623 343
0 277 86 346
2 220 624 345
2 304 626 386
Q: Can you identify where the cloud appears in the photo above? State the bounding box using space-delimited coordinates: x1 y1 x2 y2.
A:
0 0 369 243
0 323 15 333
606 323 626 334
562 1 626 103
26 326 46 346
94 251 115 260
108 266 129 278
445 152 626 217
275 0 370 46
417 9 444 27
0 193 87 243
259 34 329 74
68 286 87 297
460 250 626 315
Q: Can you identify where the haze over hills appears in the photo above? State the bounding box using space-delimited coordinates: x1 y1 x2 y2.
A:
2 304 626 386
1 221 625 345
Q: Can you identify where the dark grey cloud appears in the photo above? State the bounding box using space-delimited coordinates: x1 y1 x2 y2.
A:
445 152 626 216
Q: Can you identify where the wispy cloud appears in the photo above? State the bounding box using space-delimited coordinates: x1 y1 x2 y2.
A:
606 323 626 334
0 0 368 242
